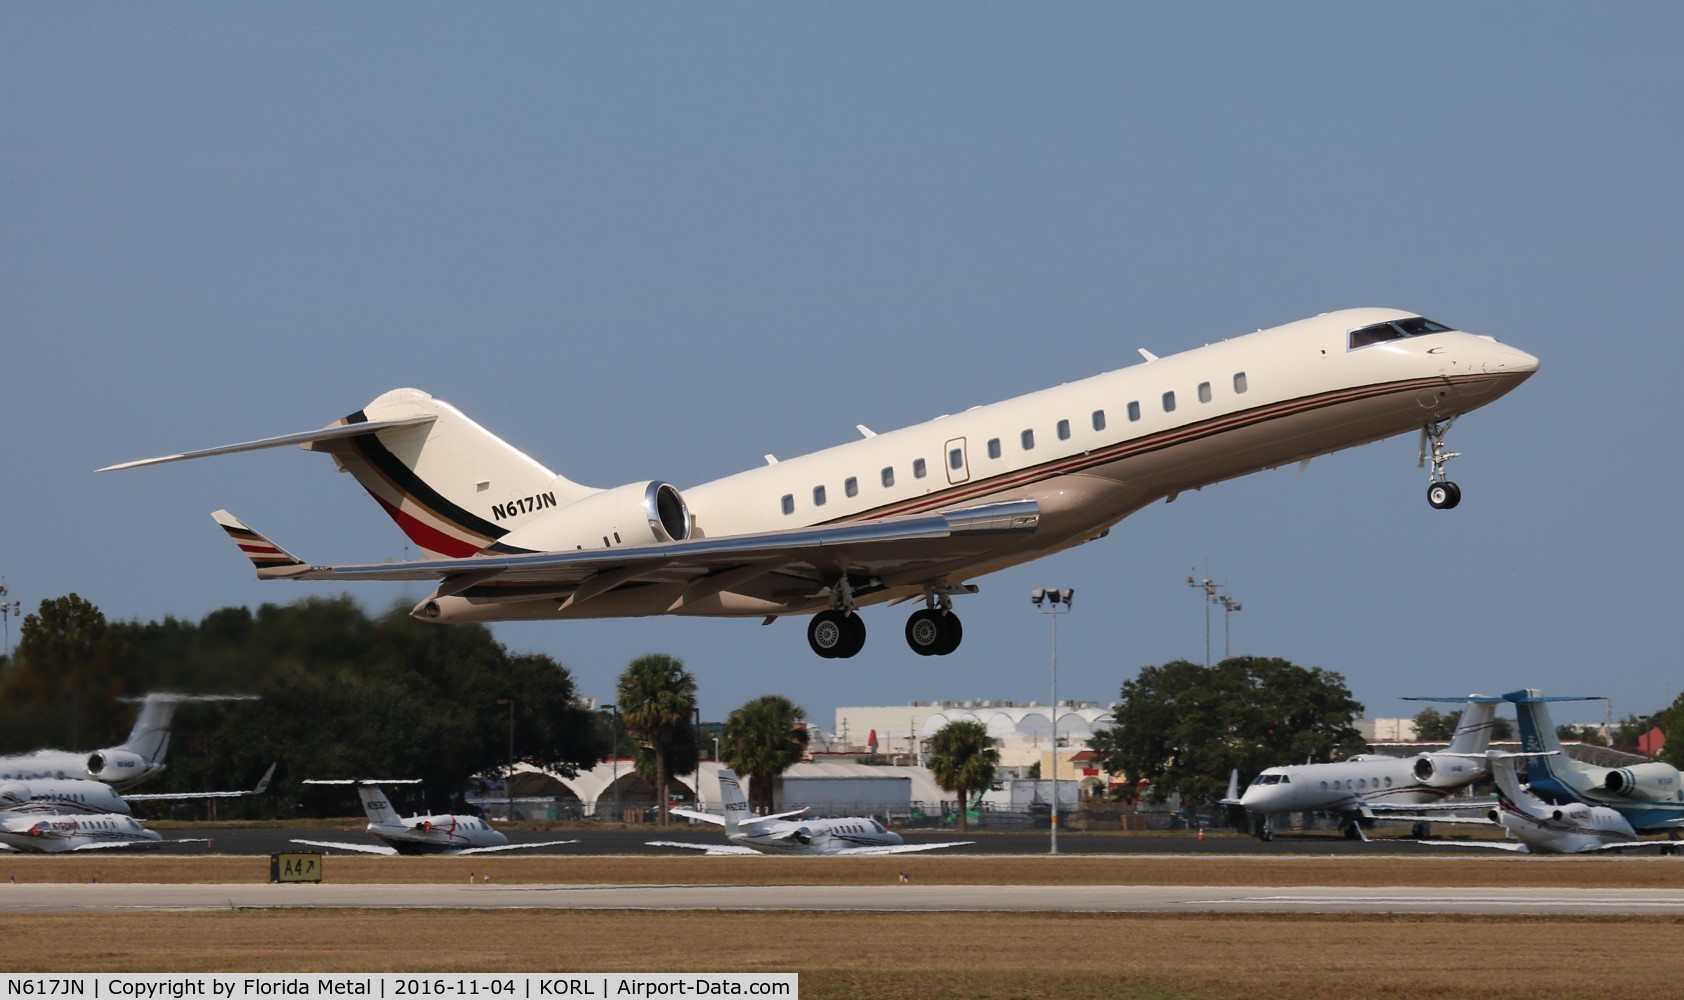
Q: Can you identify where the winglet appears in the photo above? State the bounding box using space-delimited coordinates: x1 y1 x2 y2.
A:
212 510 311 578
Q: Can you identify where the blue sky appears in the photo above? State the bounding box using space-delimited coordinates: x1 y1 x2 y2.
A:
3 7 1680 733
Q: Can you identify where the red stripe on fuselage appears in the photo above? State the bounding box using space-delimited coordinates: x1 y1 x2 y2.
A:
371 494 483 558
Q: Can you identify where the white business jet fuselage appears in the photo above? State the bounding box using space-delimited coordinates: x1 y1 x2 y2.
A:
1233 699 1500 839
0 693 258 791
652 768 972 856
292 780 577 856
0 812 163 853
106 309 1537 658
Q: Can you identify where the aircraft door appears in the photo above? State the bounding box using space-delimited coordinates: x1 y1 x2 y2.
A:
944 437 970 485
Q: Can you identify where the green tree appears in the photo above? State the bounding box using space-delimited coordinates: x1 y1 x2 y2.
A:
1413 707 1455 742
721 695 810 814
928 719 998 834
0 594 134 750
616 653 697 826
1094 656 1365 807
1660 692 1684 769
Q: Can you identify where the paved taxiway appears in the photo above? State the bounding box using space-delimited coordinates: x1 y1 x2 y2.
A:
3 880 1680 915
152 827 1456 856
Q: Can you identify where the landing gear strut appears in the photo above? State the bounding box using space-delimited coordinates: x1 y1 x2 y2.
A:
1419 417 1462 510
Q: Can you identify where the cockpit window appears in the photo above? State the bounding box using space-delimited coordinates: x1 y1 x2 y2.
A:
1348 316 1455 350
1249 773 1288 786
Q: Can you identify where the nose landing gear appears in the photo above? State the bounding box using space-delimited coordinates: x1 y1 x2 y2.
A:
1419 417 1463 510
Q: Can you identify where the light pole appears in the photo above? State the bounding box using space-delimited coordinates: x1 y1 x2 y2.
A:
1218 593 1242 658
1187 574 1219 666
496 699 515 820
694 707 703 812
0 580 19 660
1031 586 1074 854
603 703 620 823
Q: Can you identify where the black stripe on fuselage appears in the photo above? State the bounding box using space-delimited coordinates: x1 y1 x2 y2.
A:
341 409 506 542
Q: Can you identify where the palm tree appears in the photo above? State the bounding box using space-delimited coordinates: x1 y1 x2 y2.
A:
928 719 999 834
721 695 809 814
615 653 697 826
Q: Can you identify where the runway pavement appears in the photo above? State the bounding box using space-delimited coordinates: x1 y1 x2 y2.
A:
3 880 1680 915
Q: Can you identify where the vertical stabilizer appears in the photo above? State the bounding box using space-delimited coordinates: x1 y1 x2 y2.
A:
323 389 599 558
355 784 401 826
715 768 754 839
121 695 184 764
1446 700 1499 755
1504 688 1568 780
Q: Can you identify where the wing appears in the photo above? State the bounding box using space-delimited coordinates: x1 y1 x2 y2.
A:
69 839 176 852
1405 839 1530 852
450 839 580 855
645 841 761 856
835 841 975 856
667 808 726 826
128 764 277 801
290 838 398 856
208 500 1041 612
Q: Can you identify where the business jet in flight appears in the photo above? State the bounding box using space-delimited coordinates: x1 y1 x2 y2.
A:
1227 699 1501 840
1411 751 1673 854
291 779 578 856
649 768 972 855
104 308 1537 658
0 693 259 791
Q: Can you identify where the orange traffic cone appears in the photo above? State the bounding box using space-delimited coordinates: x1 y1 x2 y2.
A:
1197 825 1205 841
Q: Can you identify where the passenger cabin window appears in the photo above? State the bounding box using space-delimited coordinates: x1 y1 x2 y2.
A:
780 494 794 516
1057 418 1070 441
1348 316 1454 350
913 458 927 479
1092 410 1106 432
987 438 1002 459
813 485 827 507
1020 429 1035 451
844 476 858 498
948 447 964 470
1162 391 1176 413
1127 401 1141 422
881 467 895 488
1233 371 1248 394
1197 381 1212 404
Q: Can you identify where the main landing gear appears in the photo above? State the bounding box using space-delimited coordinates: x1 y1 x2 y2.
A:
804 583 967 659
1419 417 1463 510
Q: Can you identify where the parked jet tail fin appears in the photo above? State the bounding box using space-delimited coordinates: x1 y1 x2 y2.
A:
213 510 311 578
116 692 261 765
1502 690 1604 772
714 768 756 838
1446 700 1500 755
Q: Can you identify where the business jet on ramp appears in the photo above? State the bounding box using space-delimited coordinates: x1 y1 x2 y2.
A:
648 768 972 856
292 780 578 856
103 309 1537 659
1411 751 1675 854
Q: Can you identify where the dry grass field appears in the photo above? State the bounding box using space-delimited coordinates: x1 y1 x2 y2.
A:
2 854 1681 999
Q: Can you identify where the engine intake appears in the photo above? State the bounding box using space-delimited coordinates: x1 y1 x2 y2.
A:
494 481 691 553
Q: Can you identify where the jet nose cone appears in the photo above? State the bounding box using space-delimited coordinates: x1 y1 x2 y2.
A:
1488 346 1540 377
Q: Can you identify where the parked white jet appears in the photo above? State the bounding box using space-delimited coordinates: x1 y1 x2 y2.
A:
291 779 578 856
0 693 258 791
1503 690 1684 833
0 763 274 816
1228 699 1500 840
104 309 1537 658
649 768 972 856
1412 752 1673 854
0 812 210 854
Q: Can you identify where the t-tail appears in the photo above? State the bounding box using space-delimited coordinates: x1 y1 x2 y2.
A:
1503 689 1603 787
355 784 401 826
715 768 755 839
1446 700 1500 755
101 388 601 559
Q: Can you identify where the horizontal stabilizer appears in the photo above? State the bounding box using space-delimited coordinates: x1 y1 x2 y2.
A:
97 415 437 472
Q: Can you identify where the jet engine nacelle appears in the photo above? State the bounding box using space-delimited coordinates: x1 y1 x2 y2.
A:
1601 762 1681 801
1413 757 1435 782
1412 753 1485 788
85 750 149 783
492 481 692 553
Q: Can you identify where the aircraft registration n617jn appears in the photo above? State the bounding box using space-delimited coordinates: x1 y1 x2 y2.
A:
103 308 1538 659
